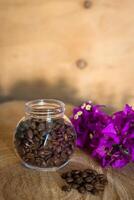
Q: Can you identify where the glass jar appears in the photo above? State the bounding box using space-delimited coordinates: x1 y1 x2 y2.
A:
14 99 76 171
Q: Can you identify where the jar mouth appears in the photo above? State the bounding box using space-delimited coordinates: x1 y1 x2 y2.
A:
25 99 65 119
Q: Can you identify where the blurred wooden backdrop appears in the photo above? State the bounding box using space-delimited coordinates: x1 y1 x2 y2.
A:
0 0 134 108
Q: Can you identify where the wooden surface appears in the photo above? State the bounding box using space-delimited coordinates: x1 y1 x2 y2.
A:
0 0 134 107
0 101 134 200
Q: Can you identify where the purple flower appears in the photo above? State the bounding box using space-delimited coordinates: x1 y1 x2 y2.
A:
71 103 134 168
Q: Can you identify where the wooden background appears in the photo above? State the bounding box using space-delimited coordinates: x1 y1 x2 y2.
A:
0 0 134 108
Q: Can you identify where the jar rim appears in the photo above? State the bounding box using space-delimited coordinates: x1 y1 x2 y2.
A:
25 99 65 119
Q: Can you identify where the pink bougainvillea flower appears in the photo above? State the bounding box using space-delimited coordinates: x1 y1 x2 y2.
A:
71 103 134 168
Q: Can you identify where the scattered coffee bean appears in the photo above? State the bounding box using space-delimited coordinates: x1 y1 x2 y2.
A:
78 186 86 194
91 188 97 195
72 170 81 175
62 185 71 192
14 118 76 168
61 169 108 195
85 183 93 191
81 171 88 178
75 177 83 184
84 176 94 183
71 183 79 189
66 177 74 183
94 182 104 191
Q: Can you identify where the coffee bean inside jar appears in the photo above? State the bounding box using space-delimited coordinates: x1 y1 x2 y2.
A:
14 99 76 171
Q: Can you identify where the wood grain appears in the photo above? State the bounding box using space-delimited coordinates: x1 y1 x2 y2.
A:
0 101 134 200
0 0 134 107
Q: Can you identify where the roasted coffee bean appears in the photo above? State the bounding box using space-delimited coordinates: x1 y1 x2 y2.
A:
66 177 74 183
84 176 94 183
19 120 29 130
26 153 34 158
64 134 68 141
71 183 79 189
38 123 45 131
81 171 88 178
65 171 72 178
42 161 47 167
94 183 105 191
60 169 108 195
53 158 62 166
85 183 93 191
33 130 38 135
62 185 71 192
78 186 86 194
16 131 25 139
91 188 97 195
18 147 26 155
72 170 81 175
66 148 73 156
27 129 33 139
73 174 81 179
57 146 62 153
30 121 36 130
75 177 83 184
96 174 108 184
61 173 67 179
15 118 76 168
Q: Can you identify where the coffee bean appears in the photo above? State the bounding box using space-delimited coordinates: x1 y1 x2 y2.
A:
61 173 67 179
96 174 107 182
60 169 108 195
19 120 29 130
66 148 73 156
64 134 68 141
30 121 36 130
15 118 76 169
84 176 94 183
62 185 71 192
91 188 97 195
81 171 88 178
66 172 72 178
85 183 93 191
53 157 62 166
94 183 105 191
71 183 79 189
42 161 47 167
27 129 33 139
75 177 83 184
33 130 38 135
78 186 86 194
57 146 62 153
66 177 74 183
38 123 45 131
16 131 25 139
18 147 25 155
72 170 81 175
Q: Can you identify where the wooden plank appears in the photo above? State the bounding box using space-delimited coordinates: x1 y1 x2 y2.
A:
0 0 134 106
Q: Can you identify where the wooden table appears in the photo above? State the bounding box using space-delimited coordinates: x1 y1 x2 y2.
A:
0 101 134 200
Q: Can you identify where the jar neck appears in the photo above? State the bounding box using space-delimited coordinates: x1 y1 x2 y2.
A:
25 99 65 119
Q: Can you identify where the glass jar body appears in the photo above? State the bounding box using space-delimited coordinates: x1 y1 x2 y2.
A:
14 100 76 171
